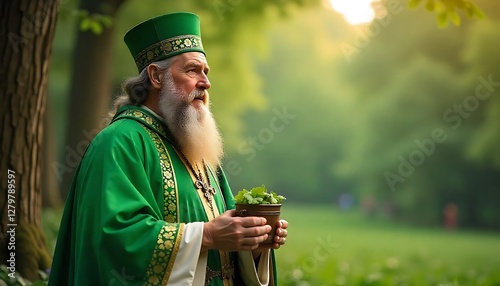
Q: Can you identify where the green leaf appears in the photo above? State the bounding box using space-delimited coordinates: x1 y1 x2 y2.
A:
80 18 91 31
244 193 254 203
250 184 267 197
98 15 113 28
276 195 286 203
437 11 449 28
471 4 485 19
233 184 286 204
89 20 103 35
234 189 246 203
449 10 461 26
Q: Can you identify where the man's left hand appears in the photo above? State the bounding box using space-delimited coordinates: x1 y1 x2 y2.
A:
251 219 288 259
271 219 288 249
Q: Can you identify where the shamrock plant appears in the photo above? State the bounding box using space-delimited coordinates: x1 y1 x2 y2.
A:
234 185 286 205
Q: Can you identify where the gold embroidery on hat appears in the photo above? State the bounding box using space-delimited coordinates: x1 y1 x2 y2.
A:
134 35 203 71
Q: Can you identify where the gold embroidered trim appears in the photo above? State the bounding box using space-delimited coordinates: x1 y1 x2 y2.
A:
120 109 169 138
117 109 179 222
163 223 184 285
204 260 235 286
117 108 183 285
143 127 178 222
134 34 203 71
143 223 185 285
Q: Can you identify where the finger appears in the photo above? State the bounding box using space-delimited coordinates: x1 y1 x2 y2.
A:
274 234 286 244
224 209 236 217
278 228 287 237
243 225 272 237
279 219 289 229
239 216 267 227
274 228 286 237
241 234 269 246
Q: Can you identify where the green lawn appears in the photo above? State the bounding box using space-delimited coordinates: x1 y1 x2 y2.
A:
275 204 500 286
41 205 500 285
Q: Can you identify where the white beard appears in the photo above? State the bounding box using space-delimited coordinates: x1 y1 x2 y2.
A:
158 71 223 169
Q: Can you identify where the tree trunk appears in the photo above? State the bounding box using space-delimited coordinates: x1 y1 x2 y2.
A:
59 0 125 199
0 0 59 281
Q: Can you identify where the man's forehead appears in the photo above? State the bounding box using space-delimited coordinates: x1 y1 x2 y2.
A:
178 52 208 66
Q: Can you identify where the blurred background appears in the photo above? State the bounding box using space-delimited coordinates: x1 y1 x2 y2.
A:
17 0 500 284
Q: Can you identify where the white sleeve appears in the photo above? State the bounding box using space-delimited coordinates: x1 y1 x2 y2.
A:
166 222 208 286
237 250 271 286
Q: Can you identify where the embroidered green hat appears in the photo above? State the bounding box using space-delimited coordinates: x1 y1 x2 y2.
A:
124 12 205 72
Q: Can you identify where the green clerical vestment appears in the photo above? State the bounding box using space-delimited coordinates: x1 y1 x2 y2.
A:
49 106 277 286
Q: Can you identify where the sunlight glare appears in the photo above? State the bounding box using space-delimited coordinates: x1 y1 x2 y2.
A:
329 0 377 25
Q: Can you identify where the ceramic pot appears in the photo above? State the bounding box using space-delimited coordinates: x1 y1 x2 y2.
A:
235 204 282 244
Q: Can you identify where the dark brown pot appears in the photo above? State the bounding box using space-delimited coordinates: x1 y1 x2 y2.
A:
235 204 282 244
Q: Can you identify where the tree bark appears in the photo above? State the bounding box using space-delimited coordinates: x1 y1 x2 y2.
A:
59 0 125 199
0 0 59 280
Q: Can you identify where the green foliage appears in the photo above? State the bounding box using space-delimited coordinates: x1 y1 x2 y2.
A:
76 10 113 34
225 0 500 229
461 19 500 168
48 0 500 228
111 0 322 148
41 208 63 255
234 185 286 204
408 0 485 27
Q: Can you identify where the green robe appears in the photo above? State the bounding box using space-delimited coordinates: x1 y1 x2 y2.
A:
49 106 277 285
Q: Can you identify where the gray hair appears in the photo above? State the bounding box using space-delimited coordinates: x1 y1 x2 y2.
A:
107 56 177 121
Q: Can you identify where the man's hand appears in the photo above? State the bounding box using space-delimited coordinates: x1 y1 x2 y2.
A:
202 210 272 252
251 219 288 259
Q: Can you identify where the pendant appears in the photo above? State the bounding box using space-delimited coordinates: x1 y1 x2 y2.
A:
195 179 216 199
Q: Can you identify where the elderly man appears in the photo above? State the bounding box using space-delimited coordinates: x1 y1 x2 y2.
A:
49 12 288 286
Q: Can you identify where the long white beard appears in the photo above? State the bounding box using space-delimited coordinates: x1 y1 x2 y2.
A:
158 72 223 169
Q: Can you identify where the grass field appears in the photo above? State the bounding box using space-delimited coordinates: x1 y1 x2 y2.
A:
40 204 500 285
275 204 500 286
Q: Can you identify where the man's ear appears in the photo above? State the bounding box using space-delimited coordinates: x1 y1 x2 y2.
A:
147 64 162 90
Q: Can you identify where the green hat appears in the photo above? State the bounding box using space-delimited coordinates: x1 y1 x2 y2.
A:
124 12 205 72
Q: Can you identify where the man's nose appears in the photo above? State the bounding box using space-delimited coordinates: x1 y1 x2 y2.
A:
196 74 211 90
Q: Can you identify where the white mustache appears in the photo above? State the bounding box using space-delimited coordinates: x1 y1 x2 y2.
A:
190 89 206 101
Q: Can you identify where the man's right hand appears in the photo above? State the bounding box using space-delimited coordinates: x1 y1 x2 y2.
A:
202 210 272 252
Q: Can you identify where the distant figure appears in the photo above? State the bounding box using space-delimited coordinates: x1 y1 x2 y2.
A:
443 202 458 230
361 196 377 217
338 193 355 209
